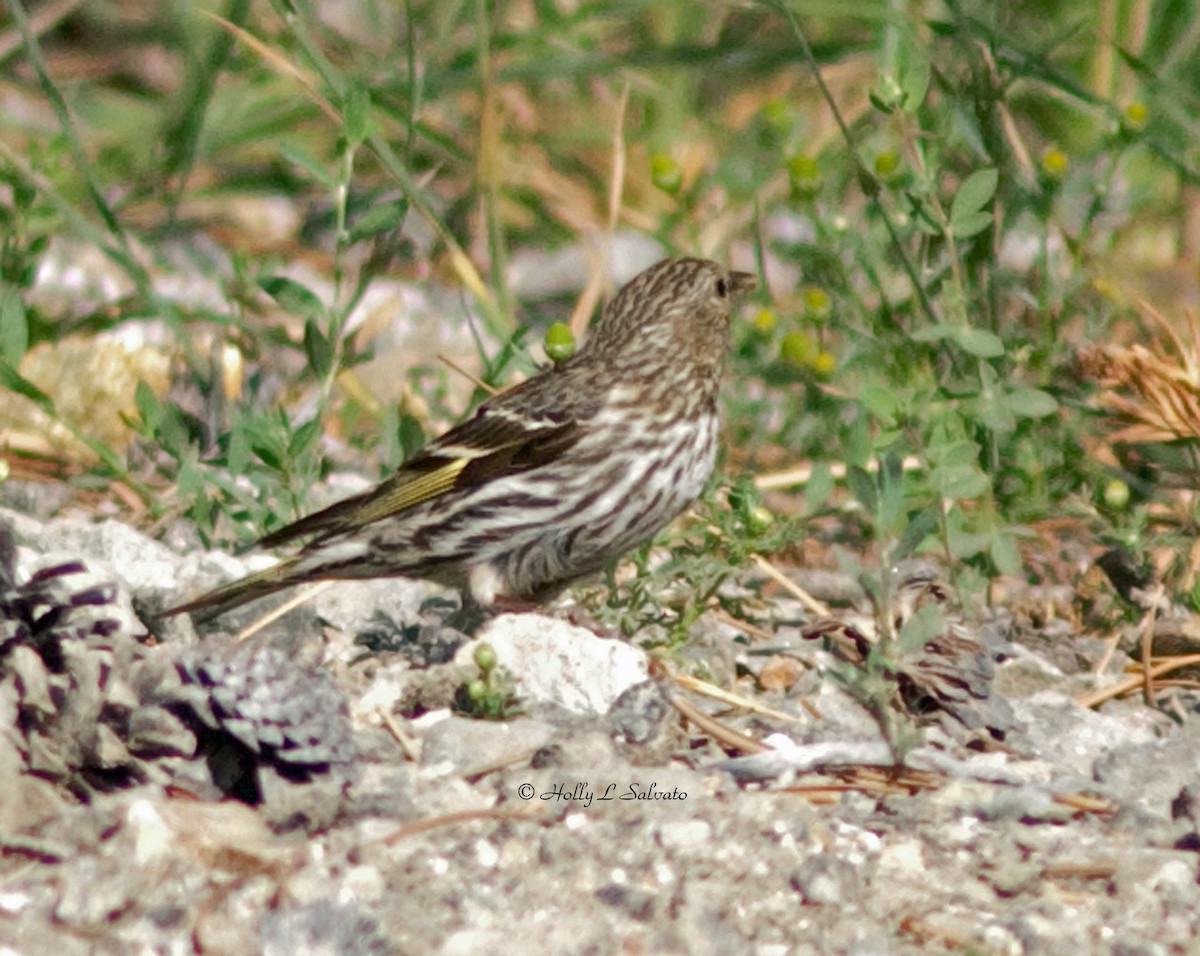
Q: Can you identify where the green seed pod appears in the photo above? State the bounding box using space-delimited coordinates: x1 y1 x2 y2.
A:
761 98 792 134
1103 479 1130 511
752 308 777 336
473 641 498 674
811 350 836 377
787 154 822 200
1122 102 1147 134
1040 147 1069 182
651 153 683 195
874 149 900 178
780 330 818 368
746 504 773 535
544 321 576 364
802 287 831 323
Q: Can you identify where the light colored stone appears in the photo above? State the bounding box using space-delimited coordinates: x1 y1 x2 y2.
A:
460 612 649 716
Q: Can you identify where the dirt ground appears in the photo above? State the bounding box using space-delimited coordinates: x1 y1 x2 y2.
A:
1 501 1198 956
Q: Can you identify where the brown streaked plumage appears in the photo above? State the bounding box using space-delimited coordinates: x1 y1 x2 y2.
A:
167 257 757 621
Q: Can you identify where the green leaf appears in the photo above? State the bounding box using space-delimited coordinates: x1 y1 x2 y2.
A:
188 486 213 535
877 452 906 532
930 463 990 500
844 412 873 468
950 168 998 239
342 79 372 146
0 283 28 365
288 416 321 458
873 427 904 449
968 398 1017 435
958 168 999 210
953 326 1005 358
944 521 990 560
898 60 930 111
259 276 325 323
805 462 834 513
1004 386 1058 418
847 465 878 516
926 435 978 468
156 404 191 456
253 442 282 471
79 435 126 475
990 530 1023 576
951 210 993 239
896 601 944 655
0 361 54 415
396 412 426 461
174 454 197 496
911 323 955 343
859 383 904 422
894 504 940 561
303 319 333 378
348 198 409 244
867 91 894 115
133 381 161 430
227 421 249 475
244 415 284 471
278 142 337 190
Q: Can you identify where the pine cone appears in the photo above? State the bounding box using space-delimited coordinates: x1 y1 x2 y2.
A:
172 642 358 810
803 569 1013 741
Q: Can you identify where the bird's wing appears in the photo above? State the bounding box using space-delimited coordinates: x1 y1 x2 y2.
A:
257 393 583 549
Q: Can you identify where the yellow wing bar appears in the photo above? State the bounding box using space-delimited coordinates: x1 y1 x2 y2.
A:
349 455 471 526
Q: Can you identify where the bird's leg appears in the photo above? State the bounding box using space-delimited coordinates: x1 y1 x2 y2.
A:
443 591 492 636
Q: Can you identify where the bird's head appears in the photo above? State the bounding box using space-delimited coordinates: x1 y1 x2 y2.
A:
583 257 757 376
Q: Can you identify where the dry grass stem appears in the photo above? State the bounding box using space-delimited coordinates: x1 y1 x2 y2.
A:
672 673 810 724
233 580 335 641
668 692 769 754
751 554 830 617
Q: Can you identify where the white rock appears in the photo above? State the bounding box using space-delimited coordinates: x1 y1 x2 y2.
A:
657 819 713 851
461 612 649 716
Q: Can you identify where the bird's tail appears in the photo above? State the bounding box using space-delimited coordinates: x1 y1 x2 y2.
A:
164 556 304 623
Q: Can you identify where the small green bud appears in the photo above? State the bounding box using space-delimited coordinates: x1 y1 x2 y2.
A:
811 350 836 377
761 98 791 133
543 321 576 364
752 308 777 335
801 287 831 322
473 641 497 673
466 679 488 701
1103 479 1130 511
651 153 682 195
746 504 773 535
787 154 822 200
1040 147 1069 181
1122 101 1147 133
875 73 903 111
780 330 818 368
874 149 901 178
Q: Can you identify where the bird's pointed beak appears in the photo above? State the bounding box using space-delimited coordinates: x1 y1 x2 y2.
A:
729 271 757 298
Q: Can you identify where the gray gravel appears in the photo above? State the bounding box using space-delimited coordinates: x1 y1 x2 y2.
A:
0 502 1198 956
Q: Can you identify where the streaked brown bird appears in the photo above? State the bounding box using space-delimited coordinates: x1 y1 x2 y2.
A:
168 257 757 621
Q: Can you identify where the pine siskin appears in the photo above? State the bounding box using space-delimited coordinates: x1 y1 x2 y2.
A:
168 257 757 621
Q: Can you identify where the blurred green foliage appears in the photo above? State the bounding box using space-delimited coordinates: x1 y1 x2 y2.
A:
2 0 1198 614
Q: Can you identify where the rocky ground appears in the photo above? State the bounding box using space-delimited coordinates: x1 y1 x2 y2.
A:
0 491 1198 956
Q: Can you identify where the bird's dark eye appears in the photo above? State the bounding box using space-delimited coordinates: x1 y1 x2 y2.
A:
716 278 728 297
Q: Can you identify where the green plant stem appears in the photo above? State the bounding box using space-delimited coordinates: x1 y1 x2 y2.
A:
476 0 512 322
163 0 252 209
265 0 511 338
774 0 939 327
